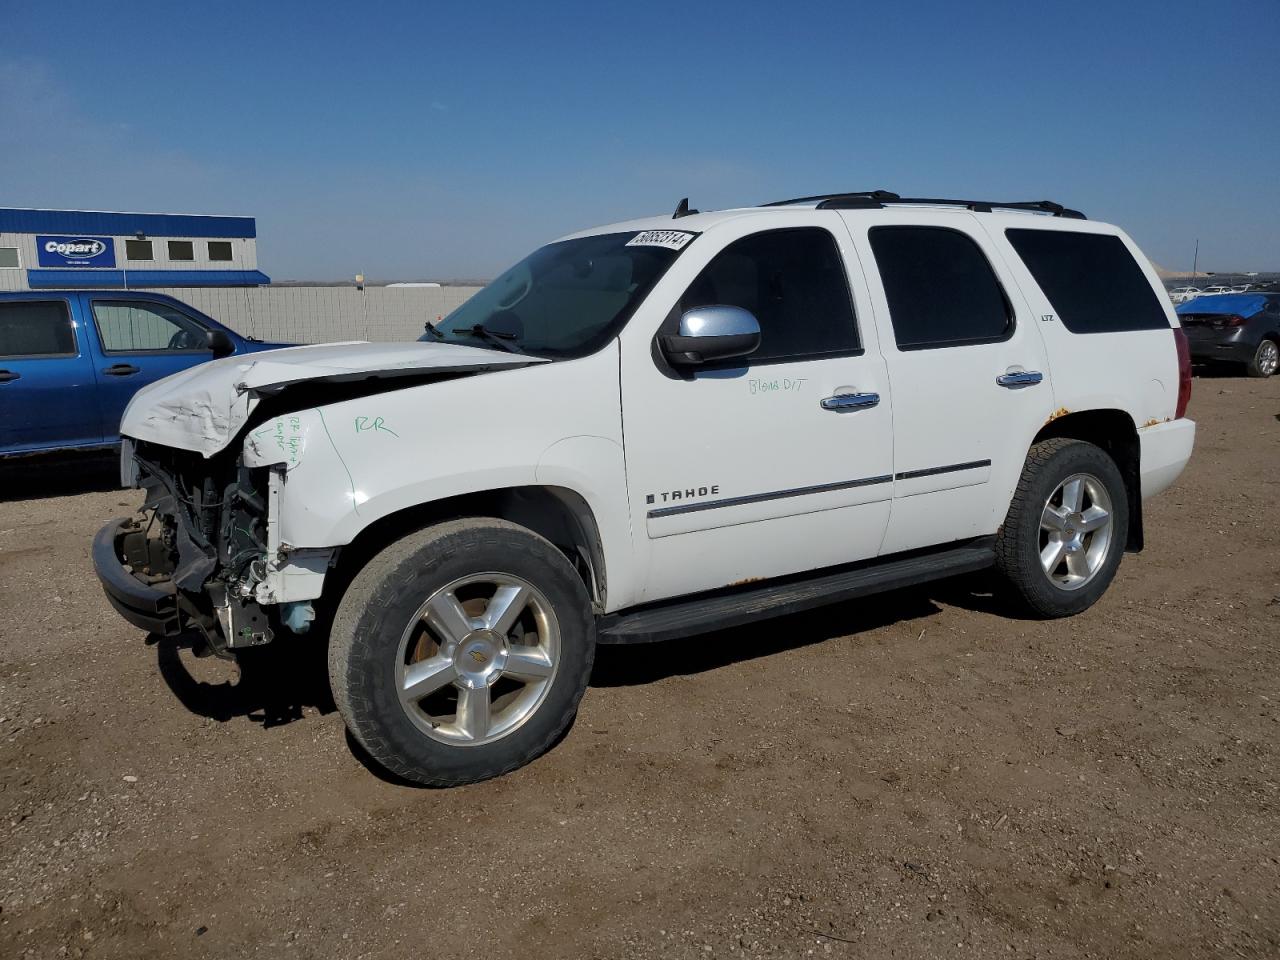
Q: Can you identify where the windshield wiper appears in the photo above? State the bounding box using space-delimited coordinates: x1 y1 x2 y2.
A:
460 323 521 354
422 320 444 341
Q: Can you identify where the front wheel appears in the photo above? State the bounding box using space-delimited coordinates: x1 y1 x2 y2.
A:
995 438 1129 618
328 518 596 786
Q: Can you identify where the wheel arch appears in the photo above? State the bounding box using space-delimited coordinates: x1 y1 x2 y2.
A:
1032 408 1143 551
327 485 609 613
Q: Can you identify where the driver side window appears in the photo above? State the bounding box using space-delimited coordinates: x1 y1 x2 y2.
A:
91 300 208 353
675 227 861 363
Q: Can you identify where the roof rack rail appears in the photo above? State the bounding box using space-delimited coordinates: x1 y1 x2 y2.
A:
762 190 900 208
761 192 1086 219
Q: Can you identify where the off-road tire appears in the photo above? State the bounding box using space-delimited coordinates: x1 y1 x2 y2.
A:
995 438 1129 619
328 518 596 786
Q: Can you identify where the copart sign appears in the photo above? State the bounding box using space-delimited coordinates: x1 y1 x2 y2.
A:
36 236 116 268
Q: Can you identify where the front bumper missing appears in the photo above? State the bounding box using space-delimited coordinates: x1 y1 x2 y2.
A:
94 516 277 654
92 518 182 636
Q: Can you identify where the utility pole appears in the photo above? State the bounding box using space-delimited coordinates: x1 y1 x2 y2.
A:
1191 238 1199 277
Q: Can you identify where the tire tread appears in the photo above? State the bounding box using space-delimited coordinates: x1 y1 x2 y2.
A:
328 518 595 787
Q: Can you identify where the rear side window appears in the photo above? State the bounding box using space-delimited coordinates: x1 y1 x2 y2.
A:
869 226 1012 350
677 227 860 362
1005 229 1169 334
0 301 76 358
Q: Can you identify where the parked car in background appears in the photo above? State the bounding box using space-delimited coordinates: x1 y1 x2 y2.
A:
1168 286 1203 304
1176 293 1280 377
1202 285 1232 296
1228 284 1252 294
0 291 289 456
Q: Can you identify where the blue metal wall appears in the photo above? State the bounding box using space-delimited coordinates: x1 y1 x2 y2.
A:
0 208 256 239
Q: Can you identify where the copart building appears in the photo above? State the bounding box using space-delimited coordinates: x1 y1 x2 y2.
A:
0 207 269 291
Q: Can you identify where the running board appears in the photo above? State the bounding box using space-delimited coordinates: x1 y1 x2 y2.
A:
597 538 996 645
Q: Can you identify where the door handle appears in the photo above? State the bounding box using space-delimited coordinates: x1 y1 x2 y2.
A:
0 370 19 383
995 370 1043 388
102 364 141 377
821 392 880 411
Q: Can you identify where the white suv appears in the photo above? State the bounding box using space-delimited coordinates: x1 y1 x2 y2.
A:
94 191 1196 785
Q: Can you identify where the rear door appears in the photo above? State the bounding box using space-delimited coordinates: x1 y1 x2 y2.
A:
843 211 1057 554
0 296 100 453
81 295 216 440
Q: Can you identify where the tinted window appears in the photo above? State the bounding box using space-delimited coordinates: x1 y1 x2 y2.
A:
870 226 1011 350
168 240 194 261
1006 229 1169 334
125 239 153 261
92 300 208 352
208 241 233 261
423 232 682 359
0 301 76 357
677 228 859 362
0 247 19 268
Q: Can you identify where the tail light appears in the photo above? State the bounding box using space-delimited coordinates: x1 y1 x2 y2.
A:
1215 314 1248 327
1173 327 1192 419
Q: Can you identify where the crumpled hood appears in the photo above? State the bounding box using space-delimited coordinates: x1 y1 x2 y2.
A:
120 340 546 457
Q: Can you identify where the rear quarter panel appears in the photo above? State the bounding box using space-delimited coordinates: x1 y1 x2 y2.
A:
980 221 1181 428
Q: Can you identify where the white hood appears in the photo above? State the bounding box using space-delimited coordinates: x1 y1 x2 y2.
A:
120 341 546 457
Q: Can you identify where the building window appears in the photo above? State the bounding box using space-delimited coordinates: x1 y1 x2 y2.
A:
0 247 19 269
208 241 233 262
167 240 195 261
125 239 154 261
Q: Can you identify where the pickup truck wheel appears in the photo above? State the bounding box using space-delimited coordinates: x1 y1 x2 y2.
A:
328 518 595 786
995 438 1129 619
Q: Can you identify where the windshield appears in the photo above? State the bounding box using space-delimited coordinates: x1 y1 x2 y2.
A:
419 231 690 358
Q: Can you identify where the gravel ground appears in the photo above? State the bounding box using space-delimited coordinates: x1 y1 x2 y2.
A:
0 373 1277 960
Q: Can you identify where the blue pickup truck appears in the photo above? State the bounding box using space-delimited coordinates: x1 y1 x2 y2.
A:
0 291 288 457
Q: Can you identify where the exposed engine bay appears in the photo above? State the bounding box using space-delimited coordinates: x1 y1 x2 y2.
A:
118 440 281 657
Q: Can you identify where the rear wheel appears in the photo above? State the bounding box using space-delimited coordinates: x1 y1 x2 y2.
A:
328 518 595 786
995 438 1129 618
1246 338 1278 378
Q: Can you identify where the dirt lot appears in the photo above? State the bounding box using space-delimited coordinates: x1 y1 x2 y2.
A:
1 374 1277 960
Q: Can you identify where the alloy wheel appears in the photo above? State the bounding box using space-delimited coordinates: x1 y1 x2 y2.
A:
1039 473 1114 591
395 573 561 745
1258 340 1279 377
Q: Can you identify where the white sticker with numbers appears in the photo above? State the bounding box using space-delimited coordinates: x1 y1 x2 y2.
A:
626 230 695 250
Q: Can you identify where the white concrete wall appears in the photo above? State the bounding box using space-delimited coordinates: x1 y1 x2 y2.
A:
148 285 483 343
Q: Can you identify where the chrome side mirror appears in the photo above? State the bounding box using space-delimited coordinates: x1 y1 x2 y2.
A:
661 305 762 366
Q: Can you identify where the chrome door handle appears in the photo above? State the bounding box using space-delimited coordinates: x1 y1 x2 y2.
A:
995 370 1043 388
821 392 880 411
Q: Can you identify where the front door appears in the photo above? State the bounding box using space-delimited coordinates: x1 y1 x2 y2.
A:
845 212 1056 554
620 217 895 603
81 296 216 441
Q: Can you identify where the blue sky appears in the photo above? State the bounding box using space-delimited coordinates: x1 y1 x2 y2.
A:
2 0 1277 279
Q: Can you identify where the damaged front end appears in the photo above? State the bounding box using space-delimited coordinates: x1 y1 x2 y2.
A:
93 439 307 658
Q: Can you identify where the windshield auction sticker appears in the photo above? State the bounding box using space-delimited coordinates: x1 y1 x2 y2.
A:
626 230 696 250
